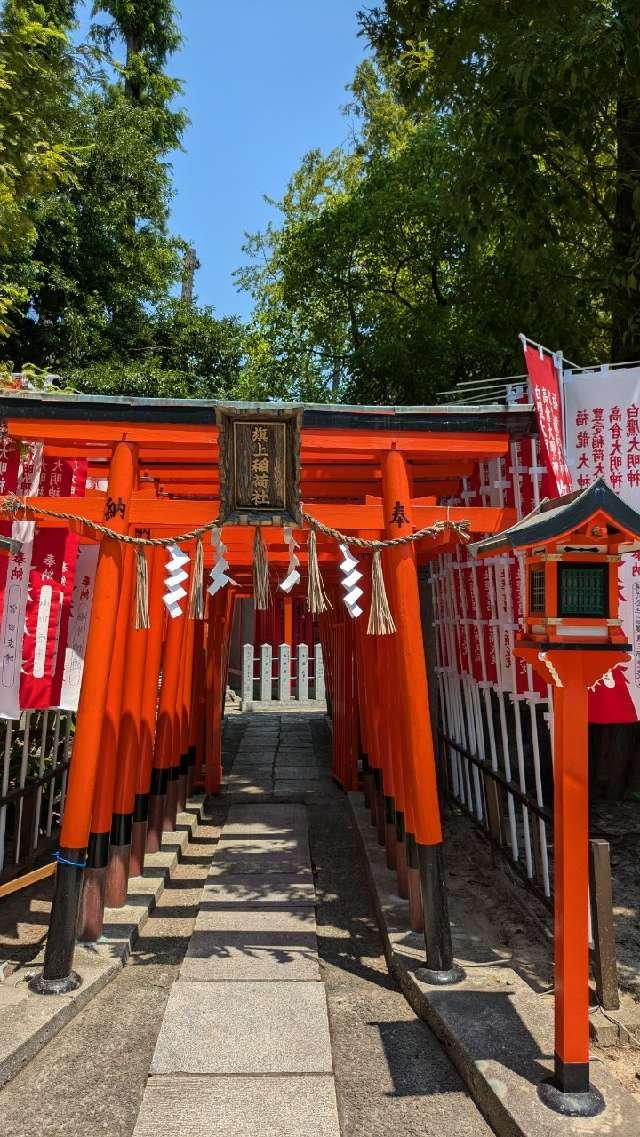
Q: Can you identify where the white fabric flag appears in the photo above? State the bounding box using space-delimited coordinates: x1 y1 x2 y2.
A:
564 365 640 718
0 444 42 719
59 544 99 712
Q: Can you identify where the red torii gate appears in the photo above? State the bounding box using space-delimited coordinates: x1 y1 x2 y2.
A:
0 396 519 993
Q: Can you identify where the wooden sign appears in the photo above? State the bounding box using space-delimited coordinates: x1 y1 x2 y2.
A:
216 407 302 525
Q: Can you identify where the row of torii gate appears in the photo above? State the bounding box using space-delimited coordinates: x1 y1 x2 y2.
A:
27 396 628 1095
0 395 513 994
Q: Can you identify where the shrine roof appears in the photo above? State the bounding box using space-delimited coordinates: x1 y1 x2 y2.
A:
0 390 535 437
475 478 640 555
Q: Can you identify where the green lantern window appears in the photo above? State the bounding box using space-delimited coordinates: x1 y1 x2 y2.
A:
530 568 545 614
557 563 608 618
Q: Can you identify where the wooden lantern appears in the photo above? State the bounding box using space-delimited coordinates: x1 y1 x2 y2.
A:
477 478 640 1117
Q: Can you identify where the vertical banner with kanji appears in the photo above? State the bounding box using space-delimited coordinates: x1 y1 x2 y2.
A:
522 342 573 497
59 544 99 712
564 365 640 721
0 443 43 719
20 458 88 710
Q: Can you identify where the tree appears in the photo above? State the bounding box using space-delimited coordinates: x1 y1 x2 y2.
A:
66 299 248 399
0 1 80 334
359 1 640 362
3 0 189 377
238 60 607 404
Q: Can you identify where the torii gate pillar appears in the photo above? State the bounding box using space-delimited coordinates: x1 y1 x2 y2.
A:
30 441 138 993
381 448 464 984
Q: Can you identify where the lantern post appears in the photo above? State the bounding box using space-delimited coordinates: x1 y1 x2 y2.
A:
476 478 640 1116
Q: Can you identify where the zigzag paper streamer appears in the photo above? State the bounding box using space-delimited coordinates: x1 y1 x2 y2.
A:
208 526 237 596
339 542 363 619
279 526 301 594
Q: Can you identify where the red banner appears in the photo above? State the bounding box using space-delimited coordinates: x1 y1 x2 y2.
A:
20 458 87 709
522 342 573 497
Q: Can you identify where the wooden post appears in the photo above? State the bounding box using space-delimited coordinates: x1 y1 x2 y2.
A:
77 547 135 941
283 595 293 650
551 678 591 1094
146 611 185 853
314 642 325 702
380 448 463 983
204 589 234 795
130 548 166 876
589 838 620 1012
32 441 138 992
186 617 205 797
177 616 196 812
517 645 612 1116
163 605 190 831
104 551 150 907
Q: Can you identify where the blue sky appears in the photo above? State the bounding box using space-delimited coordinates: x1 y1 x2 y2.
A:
78 2 366 321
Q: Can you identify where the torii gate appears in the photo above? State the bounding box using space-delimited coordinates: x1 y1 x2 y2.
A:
0 396 519 994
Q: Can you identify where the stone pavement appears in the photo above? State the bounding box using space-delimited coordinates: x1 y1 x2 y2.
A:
220 709 332 798
0 712 493 1136
133 795 341 1135
132 712 491 1137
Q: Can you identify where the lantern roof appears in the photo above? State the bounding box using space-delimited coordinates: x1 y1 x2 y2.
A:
475 477 640 556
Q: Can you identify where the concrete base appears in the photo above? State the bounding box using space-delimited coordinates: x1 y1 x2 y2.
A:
27 971 81 996
538 1078 606 1117
349 793 640 1137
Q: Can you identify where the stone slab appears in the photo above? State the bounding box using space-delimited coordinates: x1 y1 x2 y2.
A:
217 837 306 855
201 874 316 908
150 981 333 1074
273 767 323 780
224 804 306 831
133 1074 340 1137
207 856 312 877
276 755 325 767
181 909 320 981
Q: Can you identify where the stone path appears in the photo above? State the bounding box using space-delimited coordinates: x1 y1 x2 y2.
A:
133 714 341 1137
221 709 331 798
0 711 492 1137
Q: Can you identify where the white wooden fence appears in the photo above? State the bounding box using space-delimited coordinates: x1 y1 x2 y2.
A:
234 642 325 708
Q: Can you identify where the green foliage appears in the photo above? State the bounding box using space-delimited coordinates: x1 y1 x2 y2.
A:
0 1 81 333
359 0 640 362
66 299 247 398
0 0 248 401
238 58 608 404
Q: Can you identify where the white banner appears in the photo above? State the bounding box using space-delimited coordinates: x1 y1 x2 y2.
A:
564 365 640 720
59 544 99 712
0 444 42 720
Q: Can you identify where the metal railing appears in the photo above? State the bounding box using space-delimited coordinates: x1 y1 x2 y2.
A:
229 642 325 707
0 710 73 881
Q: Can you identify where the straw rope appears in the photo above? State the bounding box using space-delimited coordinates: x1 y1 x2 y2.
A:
301 511 471 549
0 493 471 551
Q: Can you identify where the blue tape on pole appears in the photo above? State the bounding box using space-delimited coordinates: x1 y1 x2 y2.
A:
52 851 86 870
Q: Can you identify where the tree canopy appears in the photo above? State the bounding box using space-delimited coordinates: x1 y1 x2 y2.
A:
2 3 639 405
0 0 244 397
237 2 640 403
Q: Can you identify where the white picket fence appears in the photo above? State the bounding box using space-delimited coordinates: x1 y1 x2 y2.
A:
235 642 325 708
